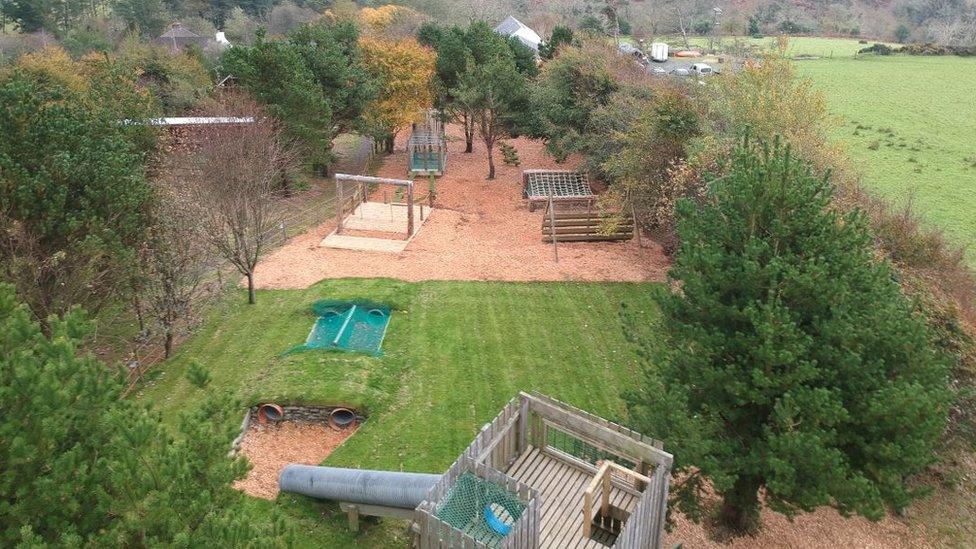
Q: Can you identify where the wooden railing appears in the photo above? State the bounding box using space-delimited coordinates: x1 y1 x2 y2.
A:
583 461 653 538
413 393 672 548
612 464 670 549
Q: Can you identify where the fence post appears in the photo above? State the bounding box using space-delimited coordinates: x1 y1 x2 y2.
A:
336 178 344 234
630 195 642 248
548 191 558 263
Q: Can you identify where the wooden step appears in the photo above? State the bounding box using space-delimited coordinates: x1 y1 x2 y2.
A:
543 233 633 243
543 226 634 236
547 213 630 221
543 220 635 230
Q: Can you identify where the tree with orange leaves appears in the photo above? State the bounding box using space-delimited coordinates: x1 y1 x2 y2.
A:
360 5 426 39
359 37 435 153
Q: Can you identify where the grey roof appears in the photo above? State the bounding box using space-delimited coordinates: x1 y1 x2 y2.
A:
159 24 200 40
494 16 525 36
155 24 207 50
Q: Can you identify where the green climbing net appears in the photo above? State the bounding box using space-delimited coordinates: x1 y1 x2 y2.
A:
434 473 529 546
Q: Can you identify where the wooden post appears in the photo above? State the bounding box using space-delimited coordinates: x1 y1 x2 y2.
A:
631 198 642 248
548 191 558 263
347 505 360 532
336 178 344 234
583 489 593 538
407 183 415 239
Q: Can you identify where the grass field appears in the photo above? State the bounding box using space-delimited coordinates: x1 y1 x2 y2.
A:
698 35 886 57
137 279 662 546
625 35 891 57
798 55 976 262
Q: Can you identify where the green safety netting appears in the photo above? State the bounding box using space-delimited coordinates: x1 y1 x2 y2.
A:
411 151 439 170
286 300 391 356
434 473 529 547
547 426 637 470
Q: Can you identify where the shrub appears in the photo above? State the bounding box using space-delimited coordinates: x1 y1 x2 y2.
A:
500 142 520 166
858 43 893 55
895 24 911 44
692 20 713 35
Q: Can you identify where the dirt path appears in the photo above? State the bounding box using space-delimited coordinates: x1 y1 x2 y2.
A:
253 126 669 288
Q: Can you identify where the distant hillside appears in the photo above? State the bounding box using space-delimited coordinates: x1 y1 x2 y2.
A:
400 0 976 46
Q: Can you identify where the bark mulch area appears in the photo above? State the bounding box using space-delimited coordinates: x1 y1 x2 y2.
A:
252 126 669 289
233 421 358 500
665 501 931 549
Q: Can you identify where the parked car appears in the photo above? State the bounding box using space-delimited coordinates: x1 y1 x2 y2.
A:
690 63 714 76
650 66 667 76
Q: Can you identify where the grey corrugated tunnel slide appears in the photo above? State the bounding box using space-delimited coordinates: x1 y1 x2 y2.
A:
279 465 441 530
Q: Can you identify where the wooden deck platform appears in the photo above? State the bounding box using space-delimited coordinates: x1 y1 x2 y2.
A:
341 201 428 234
319 233 411 253
320 202 432 253
506 447 637 549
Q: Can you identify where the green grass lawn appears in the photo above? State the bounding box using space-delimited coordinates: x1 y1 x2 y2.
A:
798 55 976 262
137 279 662 547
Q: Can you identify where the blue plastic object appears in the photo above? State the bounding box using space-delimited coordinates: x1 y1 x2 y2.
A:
483 506 512 536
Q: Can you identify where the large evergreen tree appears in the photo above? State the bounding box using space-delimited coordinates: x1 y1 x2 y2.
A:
290 19 377 135
0 68 154 325
422 21 537 154
628 138 950 534
531 40 619 161
221 30 334 170
0 284 289 546
454 51 529 179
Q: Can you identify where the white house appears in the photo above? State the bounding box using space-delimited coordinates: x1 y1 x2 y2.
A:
493 15 542 53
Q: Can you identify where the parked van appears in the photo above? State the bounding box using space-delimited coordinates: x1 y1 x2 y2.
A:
650 42 668 62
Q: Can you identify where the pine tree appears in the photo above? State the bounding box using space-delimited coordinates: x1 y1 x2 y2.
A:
627 138 950 534
0 284 290 546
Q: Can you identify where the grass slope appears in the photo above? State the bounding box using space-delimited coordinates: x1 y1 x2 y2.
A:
138 279 661 547
798 55 976 262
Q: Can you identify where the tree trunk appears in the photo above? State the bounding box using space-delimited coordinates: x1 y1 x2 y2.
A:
384 135 395 154
464 116 474 153
486 143 496 180
132 293 146 337
246 273 256 305
718 475 762 535
164 331 173 359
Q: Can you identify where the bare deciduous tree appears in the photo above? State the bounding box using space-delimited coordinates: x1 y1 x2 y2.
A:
175 101 297 305
139 189 210 358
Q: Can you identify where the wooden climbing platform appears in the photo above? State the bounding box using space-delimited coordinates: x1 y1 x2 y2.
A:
542 204 634 243
506 447 639 548
413 392 672 549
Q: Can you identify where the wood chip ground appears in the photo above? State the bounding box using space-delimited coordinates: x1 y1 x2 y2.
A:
233 421 358 500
